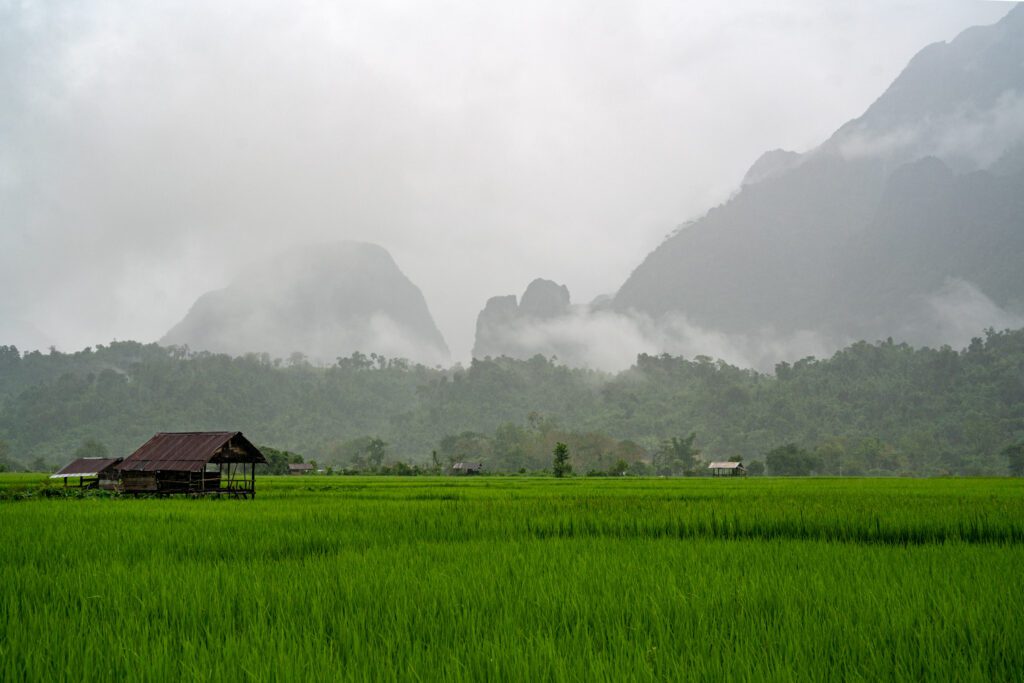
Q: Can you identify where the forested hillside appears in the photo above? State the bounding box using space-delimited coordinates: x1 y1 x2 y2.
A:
1 328 1022 475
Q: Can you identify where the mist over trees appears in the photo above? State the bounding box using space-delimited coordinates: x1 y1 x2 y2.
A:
0 328 1022 475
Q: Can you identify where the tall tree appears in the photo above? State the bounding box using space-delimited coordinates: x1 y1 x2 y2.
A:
766 443 821 476
366 438 388 469
552 442 572 478
656 433 701 475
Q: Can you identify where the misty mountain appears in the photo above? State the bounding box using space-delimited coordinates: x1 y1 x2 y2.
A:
473 279 573 359
161 242 450 365
838 158 1024 343
612 7 1024 349
473 10 1024 367
825 6 1024 171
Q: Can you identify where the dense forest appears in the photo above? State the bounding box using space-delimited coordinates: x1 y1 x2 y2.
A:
0 328 1022 475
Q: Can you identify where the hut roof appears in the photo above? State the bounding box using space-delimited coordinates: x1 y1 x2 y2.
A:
118 432 267 473
708 461 744 469
288 463 314 472
452 462 483 472
50 457 122 479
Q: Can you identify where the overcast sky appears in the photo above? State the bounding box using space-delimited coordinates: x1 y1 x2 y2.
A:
0 0 1014 360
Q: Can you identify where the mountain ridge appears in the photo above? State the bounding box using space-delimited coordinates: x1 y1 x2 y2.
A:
470 7 1024 366
611 6 1024 343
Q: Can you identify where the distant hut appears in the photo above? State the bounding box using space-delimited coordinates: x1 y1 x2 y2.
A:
708 461 746 477
451 462 483 476
118 432 267 497
50 457 122 489
288 463 314 475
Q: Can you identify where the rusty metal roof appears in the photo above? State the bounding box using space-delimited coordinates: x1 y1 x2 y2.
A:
50 457 122 479
118 432 267 473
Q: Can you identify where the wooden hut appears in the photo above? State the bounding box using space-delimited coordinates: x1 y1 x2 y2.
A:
288 463 314 475
450 462 483 476
118 432 266 497
708 461 746 477
50 457 122 489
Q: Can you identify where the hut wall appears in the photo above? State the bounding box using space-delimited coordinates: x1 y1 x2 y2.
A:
154 471 198 493
121 473 158 492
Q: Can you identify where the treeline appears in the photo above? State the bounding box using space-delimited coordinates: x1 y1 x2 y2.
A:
0 328 1022 475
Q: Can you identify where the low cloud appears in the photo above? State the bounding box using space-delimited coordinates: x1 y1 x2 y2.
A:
933 91 1024 169
838 90 1024 169
165 307 450 367
485 307 840 372
837 126 922 161
363 313 450 367
907 278 1024 347
482 277 1024 372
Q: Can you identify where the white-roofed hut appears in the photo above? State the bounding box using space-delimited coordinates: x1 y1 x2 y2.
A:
708 461 746 477
50 457 123 489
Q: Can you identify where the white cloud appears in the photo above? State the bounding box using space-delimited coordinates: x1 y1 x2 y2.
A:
838 90 1024 168
933 91 1024 168
838 126 923 160
488 307 839 372
919 278 1024 347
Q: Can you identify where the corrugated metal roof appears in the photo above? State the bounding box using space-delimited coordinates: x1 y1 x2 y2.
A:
118 432 267 473
708 461 744 469
50 457 122 479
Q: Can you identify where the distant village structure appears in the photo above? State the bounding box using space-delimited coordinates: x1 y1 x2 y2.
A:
450 462 483 476
708 461 746 477
112 431 266 497
288 463 314 475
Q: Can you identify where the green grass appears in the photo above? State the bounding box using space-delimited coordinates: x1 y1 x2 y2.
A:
2 476 1023 681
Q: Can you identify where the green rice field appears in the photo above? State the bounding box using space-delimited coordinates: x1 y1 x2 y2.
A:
2 475 1023 681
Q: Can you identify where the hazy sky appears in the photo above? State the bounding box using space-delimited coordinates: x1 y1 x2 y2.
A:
0 0 1014 360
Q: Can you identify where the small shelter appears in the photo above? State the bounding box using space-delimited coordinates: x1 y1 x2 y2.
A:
708 461 746 477
118 432 266 497
50 457 122 489
451 462 483 476
288 463 314 475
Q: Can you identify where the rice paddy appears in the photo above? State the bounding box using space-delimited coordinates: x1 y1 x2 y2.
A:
2 476 1023 681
